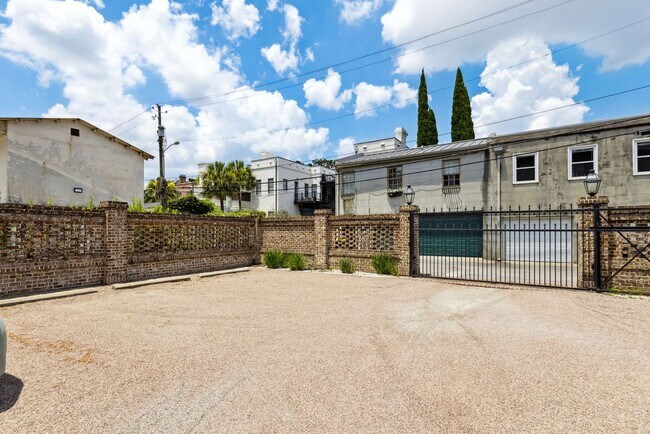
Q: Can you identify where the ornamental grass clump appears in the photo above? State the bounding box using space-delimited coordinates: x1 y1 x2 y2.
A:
371 254 399 276
285 253 307 271
339 258 355 274
263 250 286 269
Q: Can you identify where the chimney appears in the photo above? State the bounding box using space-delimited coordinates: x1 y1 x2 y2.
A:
395 127 408 144
178 174 187 183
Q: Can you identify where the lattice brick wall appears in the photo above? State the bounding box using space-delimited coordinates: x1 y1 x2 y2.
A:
330 216 398 253
0 207 105 262
0 205 106 297
128 214 257 258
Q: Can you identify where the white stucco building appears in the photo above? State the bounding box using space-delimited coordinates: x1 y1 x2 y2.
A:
196 153 335 216
0 118 153 206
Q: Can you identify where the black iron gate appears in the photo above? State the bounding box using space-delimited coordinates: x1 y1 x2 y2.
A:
417 206 588 289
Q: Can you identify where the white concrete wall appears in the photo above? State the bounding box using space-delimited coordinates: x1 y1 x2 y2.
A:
4 120 145 206
196 157 334 215
336 152 487 215
0 128 8 203
250 157 334 216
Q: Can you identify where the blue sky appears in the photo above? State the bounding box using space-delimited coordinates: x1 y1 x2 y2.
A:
0 0 649 180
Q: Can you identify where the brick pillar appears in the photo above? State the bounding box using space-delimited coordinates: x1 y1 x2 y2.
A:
101 201 129 284
577 196 609 289
398 205 419 276
314 209 332 269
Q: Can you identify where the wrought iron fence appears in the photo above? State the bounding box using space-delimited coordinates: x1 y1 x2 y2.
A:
417 206 589 289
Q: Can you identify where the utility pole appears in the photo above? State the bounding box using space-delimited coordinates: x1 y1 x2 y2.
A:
156 104 167 212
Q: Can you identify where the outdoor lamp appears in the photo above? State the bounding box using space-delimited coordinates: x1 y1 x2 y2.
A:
404 185 415 205
583 169 601 197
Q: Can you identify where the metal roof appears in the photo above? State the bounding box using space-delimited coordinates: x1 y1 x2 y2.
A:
0 117 155 160
335 138 488 168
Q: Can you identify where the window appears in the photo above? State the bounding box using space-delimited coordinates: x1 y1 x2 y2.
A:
342 172 355 196
568 145 597 179
311 184 317 198
240 192 252 202
70 128 80 137
633 139 650 175
294 180 299 198
283 179 288 190
267 178 274 194
255 180 261 195
387 166 402 190
343 198 355 215
513 153 538 184
304 183 309 197
442 159 461 188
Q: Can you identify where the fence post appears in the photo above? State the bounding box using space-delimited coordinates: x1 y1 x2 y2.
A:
101 201 129 284
399 205 420 276
314 209 332 269
577 196 609 289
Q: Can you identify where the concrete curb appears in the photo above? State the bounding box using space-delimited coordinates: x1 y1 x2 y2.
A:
0 288 98 307
113 275 192 290
198 267 251 278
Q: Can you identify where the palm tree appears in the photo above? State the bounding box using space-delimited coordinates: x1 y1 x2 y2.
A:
227 160 256 209
144 179 178 203
200 161 235 211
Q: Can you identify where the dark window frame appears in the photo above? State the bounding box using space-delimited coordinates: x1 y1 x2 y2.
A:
442 159 461 188
387 166 403 190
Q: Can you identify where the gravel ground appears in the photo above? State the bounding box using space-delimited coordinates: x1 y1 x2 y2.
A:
1 268 649 433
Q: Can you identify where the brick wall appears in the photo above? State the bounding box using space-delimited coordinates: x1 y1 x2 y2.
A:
1 203 420 298
0 202 258 297
261 207 418 275
260 217 317 265
0 204 106 297
578 197 650 292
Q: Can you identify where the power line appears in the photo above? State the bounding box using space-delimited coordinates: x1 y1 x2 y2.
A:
107 108 152 133
173 116 649 194
176 83 650 143
178 0 596 111
159 0 548 107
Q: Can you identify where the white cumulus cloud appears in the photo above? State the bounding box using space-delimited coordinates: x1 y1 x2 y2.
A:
303 69 353 111
335 0 382 25
261 3 310 75
210 0 261 41
381 0 650 74
354 79 416 118
0 0 329 180
471 38 589 137
336 137 356 157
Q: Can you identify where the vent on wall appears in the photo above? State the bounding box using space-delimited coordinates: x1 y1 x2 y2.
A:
71 128 80 137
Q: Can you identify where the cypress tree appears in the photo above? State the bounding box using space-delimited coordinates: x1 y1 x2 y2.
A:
417 69 434 147
428 108 438 145
451 67 475 142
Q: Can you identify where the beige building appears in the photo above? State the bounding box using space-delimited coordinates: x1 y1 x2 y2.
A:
0 118 153 206
335 114 650 215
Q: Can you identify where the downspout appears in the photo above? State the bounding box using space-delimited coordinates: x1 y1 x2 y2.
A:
275 157 278 214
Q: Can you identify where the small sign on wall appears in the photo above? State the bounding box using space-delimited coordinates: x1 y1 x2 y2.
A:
73 187 83 194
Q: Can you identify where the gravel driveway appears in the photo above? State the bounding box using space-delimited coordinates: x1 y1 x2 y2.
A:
1 268 648 432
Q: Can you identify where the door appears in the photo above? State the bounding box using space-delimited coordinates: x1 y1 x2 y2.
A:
419 212 483 257
502 218 573 262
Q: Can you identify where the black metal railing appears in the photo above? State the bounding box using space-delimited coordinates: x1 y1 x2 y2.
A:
417 206 589 289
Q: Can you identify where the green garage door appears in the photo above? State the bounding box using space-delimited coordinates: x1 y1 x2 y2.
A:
419 212 483 257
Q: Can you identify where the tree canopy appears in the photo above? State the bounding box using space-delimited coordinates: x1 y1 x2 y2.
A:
451 68 475 142
144 179 178 204
417 69 439 147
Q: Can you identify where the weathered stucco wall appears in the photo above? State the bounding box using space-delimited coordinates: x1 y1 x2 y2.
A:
336 151 487 215
491 127 650 209
4 120 145 206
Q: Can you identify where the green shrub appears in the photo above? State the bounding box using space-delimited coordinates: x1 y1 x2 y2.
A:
371 254 399 276
128 199 146 213
339 258 355 274
263 250 286 269
285 253 307 271
168 196 215 215
209 209 266 219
